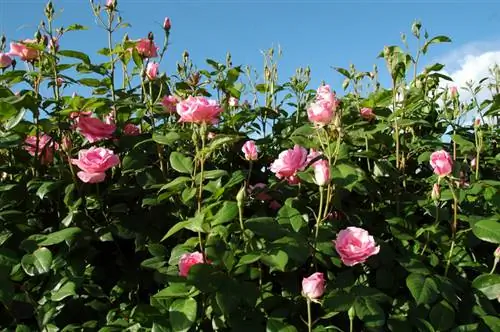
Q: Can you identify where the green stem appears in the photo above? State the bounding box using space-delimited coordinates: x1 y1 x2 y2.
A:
490 258 498 274
445 184 458 277
306 298 312 332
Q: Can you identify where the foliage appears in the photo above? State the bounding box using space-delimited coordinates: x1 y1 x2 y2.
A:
0 3 499 331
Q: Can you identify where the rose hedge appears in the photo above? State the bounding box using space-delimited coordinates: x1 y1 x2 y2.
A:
0 2 499 331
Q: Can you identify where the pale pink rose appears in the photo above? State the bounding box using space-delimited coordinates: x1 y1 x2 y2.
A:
77 116 116 143
71 147 119 183
106 0 115 8
334 227 380 266
302 272 325 300
0 53 13 68
314 159 330 186
307 100 334 125
24 133 59 165
471 158 476 168
135 38 158 58
248 183 271 201
429 150 453 177
9 40 40 62
161 95 179 112
228 96 239 107
431 183 440 201
449 86 458 98
269 200 281 210
316 84 336 106
270 145 308 182
163 17 171 31
306 149 323 167
176 96 222 124
494 246 500 259
242 140 258 161
207 132 216 140
360 107 375 121
123 123 140 136
178 251 210 277
146 62 159 80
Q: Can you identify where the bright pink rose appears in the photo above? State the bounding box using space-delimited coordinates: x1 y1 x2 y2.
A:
0 53 13 68
161 95 178 112
9 40 40 62
269 200 281 210
248 183 271 201
24 133 59 165
123 123 140 136
429 150 452 177
314 159 330 186
302 272 325 300
135 38 158 58
77 116 116 143
71 147 119 183
178 251 209 277
334 226 380 266
163 17 171 31
228 96 238 107
270 145 308 182
176 96 222 124
242 140 258 161
360 107 375 121
146 62 159 80
307 100 334 125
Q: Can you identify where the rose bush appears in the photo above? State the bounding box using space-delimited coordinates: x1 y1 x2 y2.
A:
0 2 498 331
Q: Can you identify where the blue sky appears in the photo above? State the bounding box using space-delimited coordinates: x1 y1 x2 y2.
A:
1 0 499 97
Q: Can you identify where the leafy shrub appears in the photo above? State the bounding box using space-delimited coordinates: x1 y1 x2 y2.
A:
0 2 499 331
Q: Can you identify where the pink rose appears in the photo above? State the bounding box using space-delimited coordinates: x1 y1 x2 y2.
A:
449 86 458 98
270 145 308 182
313 159 330 186
494 246 500 259
24 133 59 165
0 53 13 68
306 149 322 167
71 147 120 183
269 200 282 210
178 251 210 277
9 40 40 62
77 116 116 143
146 62 159 80
135 38 158 58
123 123 140 136
360 107 375 121
316 84 337 106
106 0 115 8
429 150 452 177
302 272 325 300
163 17 171 31
471 158 477 168
334 227 380 266
56 77 63 87
307 100 334 125
228 96 238 107
242 140 258 161
161 95 179 112
474 118 481 127
176 96 222 124
248 183 271 201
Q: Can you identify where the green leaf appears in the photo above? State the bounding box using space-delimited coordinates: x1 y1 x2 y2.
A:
195 170 228 183
406 273 438 305
38 227 81 246
5 108 26 130
236 253 261 267
170 152 193 174
65 24 88 32
154 284 192 298
59 50 91 64
153 131 180 146
36 181 61 199
471 219 500 243
277 205 304 232
354 297 386 328
159 177 192 192
481 316 500 331
0 101 20 121
266 318 298 332
261 250 288 272
429 300 455 331
472 274 500 300
212 201 238 226
51 280 76 301
169 298 197 332
422 35 451 54
21 247 52 276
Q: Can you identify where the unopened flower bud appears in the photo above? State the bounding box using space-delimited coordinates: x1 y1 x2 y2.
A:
148 31 154 41
236 185 246 207
431 183 440 201
163 17 171 31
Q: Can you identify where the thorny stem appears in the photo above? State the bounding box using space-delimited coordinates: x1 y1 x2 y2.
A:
445 182 459 277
